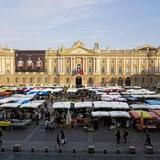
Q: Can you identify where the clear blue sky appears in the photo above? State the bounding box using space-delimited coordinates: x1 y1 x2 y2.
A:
0 0 159 49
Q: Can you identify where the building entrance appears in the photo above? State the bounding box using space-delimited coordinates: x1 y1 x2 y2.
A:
76 76 82 88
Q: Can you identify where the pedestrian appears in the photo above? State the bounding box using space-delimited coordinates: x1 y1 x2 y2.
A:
144 130 152 146
123 129 128 143
56 133 61 148
0 127 3 145
59 129 66 144
116 129 121 144
35 112 39 126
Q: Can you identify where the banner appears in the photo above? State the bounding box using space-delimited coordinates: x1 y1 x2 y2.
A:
15 50 45 72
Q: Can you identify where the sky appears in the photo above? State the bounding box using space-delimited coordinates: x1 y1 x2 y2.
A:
0 0 160 49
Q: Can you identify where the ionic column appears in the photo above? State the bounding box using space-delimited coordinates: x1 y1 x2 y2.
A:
58 58 61 73
94 57 97 73
93 58 95 73
123 58 126 74
131 58 133 74
10 58 14 74
138 58 141 74
2 58 5 74
115 58 118 74
106 58 109 73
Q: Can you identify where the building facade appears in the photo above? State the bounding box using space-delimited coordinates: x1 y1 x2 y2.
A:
0 40 160 87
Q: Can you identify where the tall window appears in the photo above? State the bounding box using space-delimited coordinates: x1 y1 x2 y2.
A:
126 66 130 73
111 66 115 74
66 66 70 74
118 66 123 74
88 66 92 74
134 66 138 73
54 66 57 73
101 66 105 74
77 64 82 71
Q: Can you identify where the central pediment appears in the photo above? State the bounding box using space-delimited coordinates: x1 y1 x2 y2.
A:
62 47 96 56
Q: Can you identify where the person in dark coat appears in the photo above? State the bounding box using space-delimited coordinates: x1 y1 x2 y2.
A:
0 127 3 145
116 129 121 144
56 133 61 148
59 129 65 144
123 129 128 143
35 112 39 126
144 131 152 146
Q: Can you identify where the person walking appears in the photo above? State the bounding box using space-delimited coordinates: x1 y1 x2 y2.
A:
116 129 121 144
56 133 61 148
35 112 39 126
123 129 128 143
0 127 3 145
144 131 152 146
59 129 66 144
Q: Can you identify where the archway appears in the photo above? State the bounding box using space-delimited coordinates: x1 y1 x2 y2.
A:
101 77 106 86
76 76 82 88
117 77 123 86
88 78 93 87
125 77 131 86
110 78 116 86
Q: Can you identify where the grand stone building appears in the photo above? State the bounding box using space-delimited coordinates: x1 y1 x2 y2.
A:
0 40 160 87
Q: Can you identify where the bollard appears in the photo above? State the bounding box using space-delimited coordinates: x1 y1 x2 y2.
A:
13 144 21 152
73 148 76 153
129 146 136 154
31 146 35 152
117 148 120 154
103 148 107 154
45 147 48 153
145 146 154 154
1 146 5 152
59 147 62 153
88 145 95 154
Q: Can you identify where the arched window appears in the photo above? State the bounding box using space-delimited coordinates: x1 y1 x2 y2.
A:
110 78 116 85
125 77 131 86
117 77 123 86
118 66 123 74
77 64 82 71
88 78 93 87
101 77 106 86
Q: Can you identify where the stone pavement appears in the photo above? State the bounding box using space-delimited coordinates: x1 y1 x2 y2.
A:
1 118 160 155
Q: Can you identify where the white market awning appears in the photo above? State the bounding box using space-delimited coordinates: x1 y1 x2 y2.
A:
93 101 112 109
0 103 20 108
74 101 93 108
92 111 110 117
52 102 71 109
109 111 131 118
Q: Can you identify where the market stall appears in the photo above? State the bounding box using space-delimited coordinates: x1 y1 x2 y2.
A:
129 110 159 131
